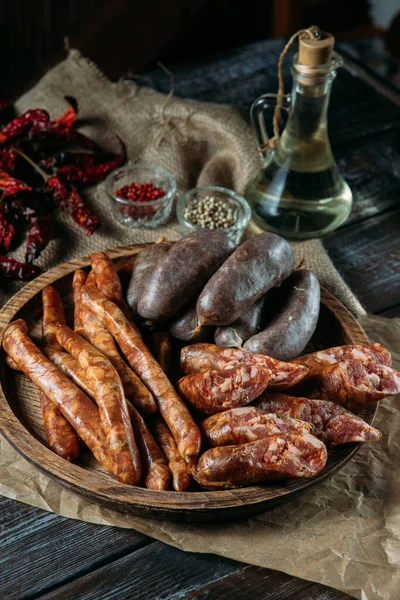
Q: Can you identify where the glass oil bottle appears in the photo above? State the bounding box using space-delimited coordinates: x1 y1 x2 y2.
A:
245 29 353 239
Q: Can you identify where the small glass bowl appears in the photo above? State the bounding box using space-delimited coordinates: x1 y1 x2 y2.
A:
177 186 251 245
105 164 177 228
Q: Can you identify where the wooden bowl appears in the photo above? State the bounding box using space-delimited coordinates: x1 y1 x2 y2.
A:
0 243 376 522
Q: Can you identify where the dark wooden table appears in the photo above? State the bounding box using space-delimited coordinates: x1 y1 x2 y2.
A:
1 39 399 600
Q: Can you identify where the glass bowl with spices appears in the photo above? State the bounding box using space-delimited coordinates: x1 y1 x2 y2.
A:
105 163 177 228
177 186 251 245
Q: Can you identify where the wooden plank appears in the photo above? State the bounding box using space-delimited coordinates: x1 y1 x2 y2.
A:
184 564 351 600
38 542 241 600
0 497 151 600
324 207 400 314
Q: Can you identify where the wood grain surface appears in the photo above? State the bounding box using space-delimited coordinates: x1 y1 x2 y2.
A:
0 243 376 522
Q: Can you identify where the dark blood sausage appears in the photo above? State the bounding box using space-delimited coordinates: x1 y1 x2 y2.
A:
294 359 400 413
80 284 202 466
196 232 294 327
254 393 382 446
151 418 191 491
180 343 308 390
194 433 327 489
55 324 142 485
293 343 392 372
42 286 80 461
127 242 171 315
200 406 311 447
169 302 214 343
138 230 235 322
2 320 113 475
244 270 320 361
214 294 268 348
151 329 172 374
177 365 271 415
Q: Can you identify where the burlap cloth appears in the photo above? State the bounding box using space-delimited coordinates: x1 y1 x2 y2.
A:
2 51 399 600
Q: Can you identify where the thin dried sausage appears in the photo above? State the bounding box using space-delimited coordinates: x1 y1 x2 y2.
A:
73 270 157 416
197 232 293 326
55 323 141 485
80 285 201 466
90 251 133 319
151 418 191 491
2 320 113 475
151 329 172 374
180 343 308 390
42 286 80 461
194 433 327 489
177 365 271 415
254 393 382 446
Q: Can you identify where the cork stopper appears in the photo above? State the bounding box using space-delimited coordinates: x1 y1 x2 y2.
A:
298 29 335 67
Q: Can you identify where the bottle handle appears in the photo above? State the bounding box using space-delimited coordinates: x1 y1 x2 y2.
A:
250 93 291 159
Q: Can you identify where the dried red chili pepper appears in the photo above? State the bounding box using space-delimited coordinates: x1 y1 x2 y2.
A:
57 137 127 183
0 168 32 196
24 205 53 264
29 121 99 150
46 175 99 236
0 255 39 280
0 109 49 146
0 208 15 253
54 96 78 128
0 148 18 175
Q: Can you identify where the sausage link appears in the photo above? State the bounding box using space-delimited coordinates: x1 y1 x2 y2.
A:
74 269 157 416
214 294 268 348
200 406 311 447
127 242 171 315
46 348 169 489
293 359 400 413
169 302 214 343
194 433 327 489
6 355 20 370
2 320 113 474
254 393 382 446
80 285 201 466
72 269 87 332
39 392 80 460
138 230 235 322
90 251 133 320
151 419 191 491
42 285 80 461
177 365 271 415
128 408 171 490
55 324 142 485
244 270 320 361
43 347 96 400
197 232 294 326
42 286 66 349
180 343 308 390
151 329 172 374
293 343 392 372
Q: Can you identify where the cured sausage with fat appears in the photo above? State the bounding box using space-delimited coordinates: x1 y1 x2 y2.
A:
180 343 308 390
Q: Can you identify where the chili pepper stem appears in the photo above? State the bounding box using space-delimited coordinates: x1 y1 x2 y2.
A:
11 148 51 182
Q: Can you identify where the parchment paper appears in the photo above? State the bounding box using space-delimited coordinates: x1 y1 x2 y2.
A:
0 314 399 600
